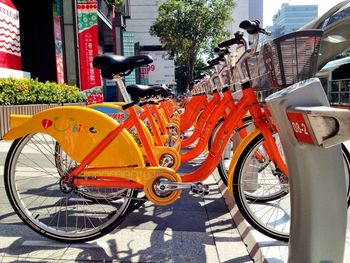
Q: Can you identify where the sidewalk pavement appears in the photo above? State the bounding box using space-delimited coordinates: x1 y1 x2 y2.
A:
0 139 252 262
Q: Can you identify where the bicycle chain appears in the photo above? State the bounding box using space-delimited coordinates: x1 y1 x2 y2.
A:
77 188 148 202
120 194 148 202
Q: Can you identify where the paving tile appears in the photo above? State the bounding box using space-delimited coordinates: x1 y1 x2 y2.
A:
5 229 220 262
0 204 22 224
100 228 220 263
118 206 210 232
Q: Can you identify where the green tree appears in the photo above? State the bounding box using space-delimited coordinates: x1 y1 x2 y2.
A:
106 0 125 14
106 0 125 7
175 57 210 94
335 48 350 59
150 0 235 92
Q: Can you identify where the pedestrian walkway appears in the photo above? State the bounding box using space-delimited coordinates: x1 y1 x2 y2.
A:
0 139 252 262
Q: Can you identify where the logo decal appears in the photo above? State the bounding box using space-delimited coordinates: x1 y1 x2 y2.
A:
89 127 97 133
42 119 53 129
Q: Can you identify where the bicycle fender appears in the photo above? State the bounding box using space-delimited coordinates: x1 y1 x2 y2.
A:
3 106 144 167
227 129 261 195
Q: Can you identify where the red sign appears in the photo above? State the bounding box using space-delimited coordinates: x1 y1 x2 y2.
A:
53 16 64 83
0 0 21 70
287 112 315 145
76 1 103 104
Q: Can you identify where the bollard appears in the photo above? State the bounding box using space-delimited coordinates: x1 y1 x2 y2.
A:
265 78 347 263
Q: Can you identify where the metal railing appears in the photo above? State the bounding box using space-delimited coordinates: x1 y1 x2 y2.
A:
327 78 350 105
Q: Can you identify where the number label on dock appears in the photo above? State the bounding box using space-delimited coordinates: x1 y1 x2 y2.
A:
287 112 315 145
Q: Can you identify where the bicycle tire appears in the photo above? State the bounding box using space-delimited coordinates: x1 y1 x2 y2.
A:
231 131 350 242
4 133 137 242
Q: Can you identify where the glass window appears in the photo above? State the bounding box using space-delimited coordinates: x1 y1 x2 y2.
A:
325 5 350 27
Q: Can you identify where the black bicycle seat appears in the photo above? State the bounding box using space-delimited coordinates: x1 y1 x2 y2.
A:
93 54 153 79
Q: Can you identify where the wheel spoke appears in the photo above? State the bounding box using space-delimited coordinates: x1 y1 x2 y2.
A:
4 133 136 242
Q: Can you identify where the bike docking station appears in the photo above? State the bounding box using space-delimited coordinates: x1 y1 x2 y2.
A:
265 77 350 262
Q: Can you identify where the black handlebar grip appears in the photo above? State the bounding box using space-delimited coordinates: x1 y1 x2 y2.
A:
217 31 244 48
239 20 261 34
213 46 221 53
122 101 138 110
194 73 206 80
239 19 271 35
207 56 224 66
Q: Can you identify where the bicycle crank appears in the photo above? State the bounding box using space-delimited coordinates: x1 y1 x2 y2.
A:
144 171 182 206
155 146 181 171
155 181 210 197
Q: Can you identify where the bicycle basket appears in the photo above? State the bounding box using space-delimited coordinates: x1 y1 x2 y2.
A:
231 50 271 92
261 29 323 89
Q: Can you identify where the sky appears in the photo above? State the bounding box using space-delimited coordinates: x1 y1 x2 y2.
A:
263 0 347 26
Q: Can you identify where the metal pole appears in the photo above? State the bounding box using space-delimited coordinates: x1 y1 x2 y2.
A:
265 78 347 263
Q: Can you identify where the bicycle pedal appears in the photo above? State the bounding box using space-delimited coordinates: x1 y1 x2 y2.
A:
190 183 209 196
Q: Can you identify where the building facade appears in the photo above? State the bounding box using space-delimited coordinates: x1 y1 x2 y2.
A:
9 0 130 102
229 0 263 37
125 0 162 46
124 0 175 87
269 3 318 38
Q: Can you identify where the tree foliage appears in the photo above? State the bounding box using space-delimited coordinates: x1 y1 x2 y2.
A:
175 57 210 94
335 48 350 59
106 0 125 14
106 0 125 7
150 0 235 92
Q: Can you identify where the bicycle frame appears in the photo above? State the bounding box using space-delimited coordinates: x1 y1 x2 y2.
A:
182 84 287 182
181 89 237 162
181 91 221 147
5 81 282 195
179 93 207 132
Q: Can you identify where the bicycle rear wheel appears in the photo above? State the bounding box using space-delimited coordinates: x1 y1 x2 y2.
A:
232 131 350 242
4 133 137 242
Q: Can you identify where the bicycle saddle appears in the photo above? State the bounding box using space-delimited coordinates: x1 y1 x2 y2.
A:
126 84 169 101
93 54 153 79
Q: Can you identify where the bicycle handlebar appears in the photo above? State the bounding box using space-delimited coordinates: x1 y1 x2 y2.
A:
207 56 224 67
239 19 271 36
218 31 245 48
214 46 231 55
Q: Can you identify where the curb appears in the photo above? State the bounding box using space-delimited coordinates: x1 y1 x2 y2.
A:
212 170 289 262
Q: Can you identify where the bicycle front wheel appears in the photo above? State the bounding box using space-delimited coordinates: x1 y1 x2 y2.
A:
231 131 350 242
232 131 290 242
4 133 137 242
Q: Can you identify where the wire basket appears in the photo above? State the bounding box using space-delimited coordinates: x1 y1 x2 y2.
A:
261 29 323 89
230 48 271 92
